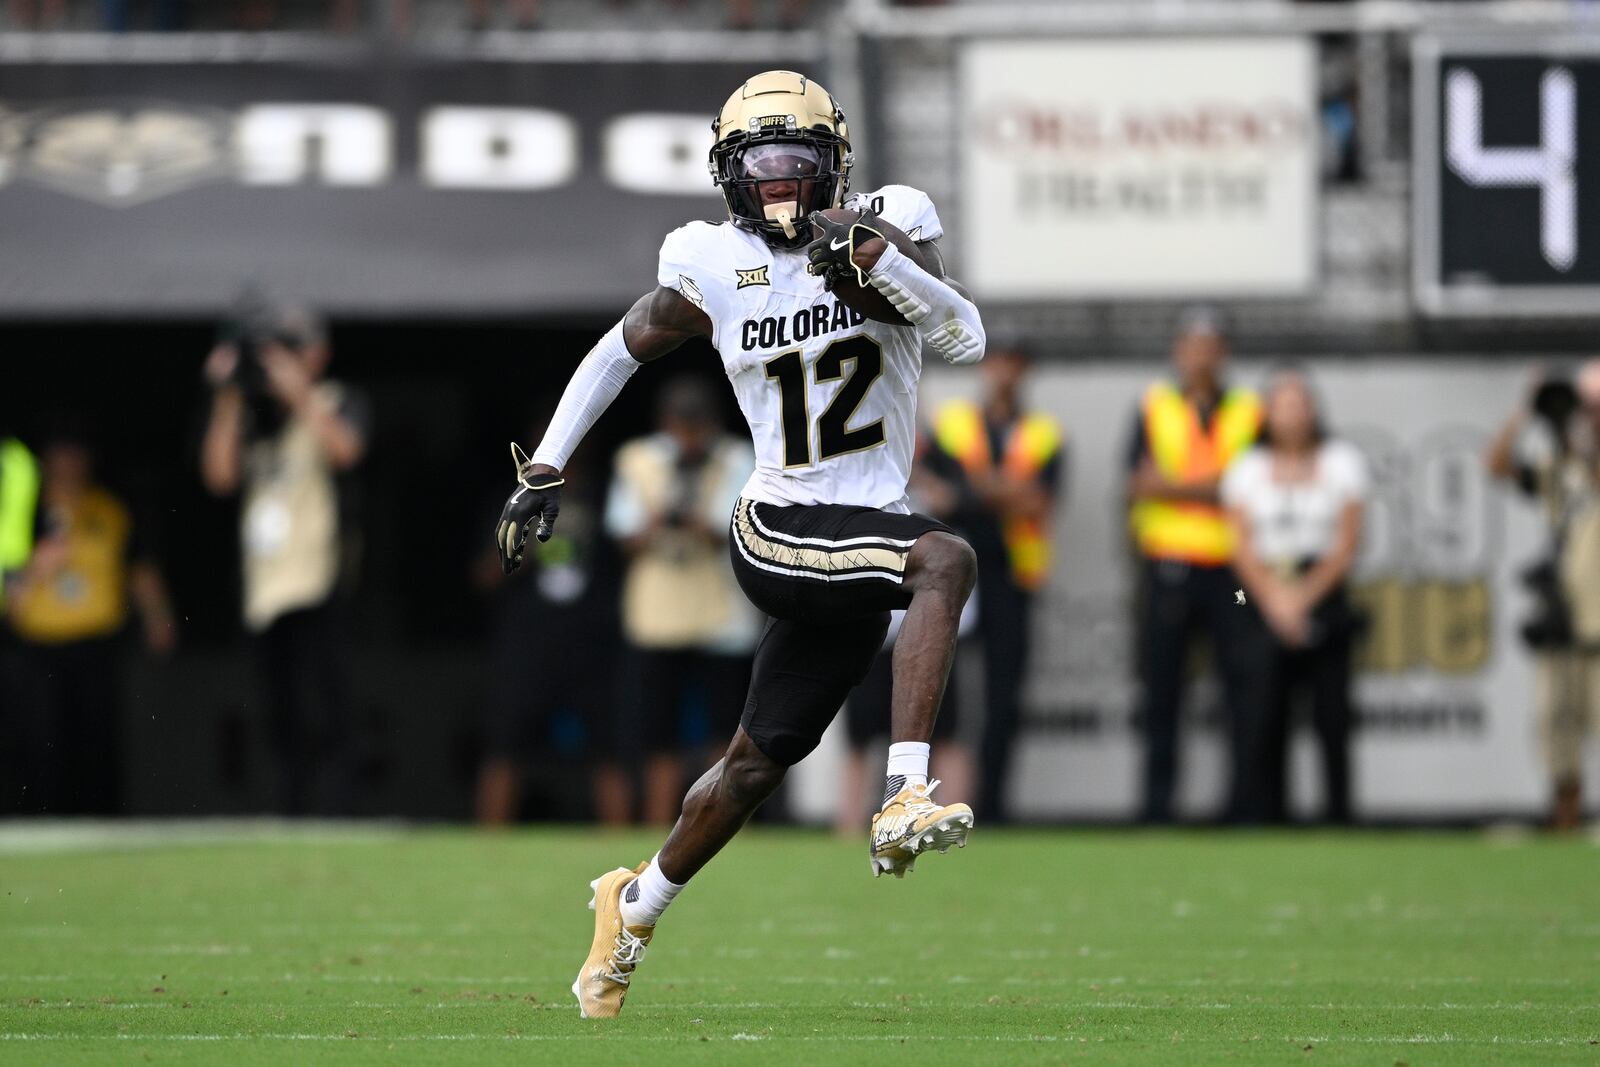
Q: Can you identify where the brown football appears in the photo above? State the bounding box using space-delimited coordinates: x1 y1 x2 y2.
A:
809 207 930 325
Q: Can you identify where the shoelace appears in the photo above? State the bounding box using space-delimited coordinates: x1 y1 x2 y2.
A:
901 778 944 817
600 927 649 987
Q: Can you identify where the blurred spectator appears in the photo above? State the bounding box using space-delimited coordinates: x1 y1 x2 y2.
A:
1224 369 1367 824
726 0 807 30
932 341 1063 823
201 303 370 815
471 424 621 825
99 0 185 30
219 1 357 31
606 378 756 824
837 428 974 833
4 422 176 815
234 0 277 29
0 430 40 815
8 0 65 27
0 431 38 608
1126 308 1262 824
1317 36 1361 183
465 0 539 30
1487 361 1600 831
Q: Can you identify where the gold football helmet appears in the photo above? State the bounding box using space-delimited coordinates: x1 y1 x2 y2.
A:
708 70 852 249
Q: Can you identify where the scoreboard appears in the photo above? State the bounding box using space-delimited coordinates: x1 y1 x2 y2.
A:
1413 37 1600 316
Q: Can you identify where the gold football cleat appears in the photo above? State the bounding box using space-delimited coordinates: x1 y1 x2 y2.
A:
571 862 654 1019
869 779 974 878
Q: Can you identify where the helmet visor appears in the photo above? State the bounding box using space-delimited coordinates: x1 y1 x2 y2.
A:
716 137 842 247
734 141 824 182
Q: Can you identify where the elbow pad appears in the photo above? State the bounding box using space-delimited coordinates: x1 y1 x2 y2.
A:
867 244 986 366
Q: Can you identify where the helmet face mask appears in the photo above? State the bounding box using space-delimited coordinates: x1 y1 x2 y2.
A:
709 71 852 250
716 140 843 248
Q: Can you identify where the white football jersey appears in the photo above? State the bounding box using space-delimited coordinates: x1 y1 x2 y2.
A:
656 184 944 514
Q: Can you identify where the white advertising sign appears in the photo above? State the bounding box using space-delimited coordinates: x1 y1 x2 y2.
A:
960 38 1318 300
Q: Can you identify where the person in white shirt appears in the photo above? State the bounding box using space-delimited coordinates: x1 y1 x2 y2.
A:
1222 367 1368 824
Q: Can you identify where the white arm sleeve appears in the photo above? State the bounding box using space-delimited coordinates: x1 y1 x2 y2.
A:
865 243 986 366
529 322 640 470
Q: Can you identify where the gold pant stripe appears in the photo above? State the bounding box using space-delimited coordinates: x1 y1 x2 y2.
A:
734 500 909 578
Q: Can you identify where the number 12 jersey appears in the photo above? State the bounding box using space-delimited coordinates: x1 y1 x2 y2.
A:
656 184 944 515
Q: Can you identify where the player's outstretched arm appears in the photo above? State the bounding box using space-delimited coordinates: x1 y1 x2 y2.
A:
495 288 712 572
523 285 710 478
856 235 985 366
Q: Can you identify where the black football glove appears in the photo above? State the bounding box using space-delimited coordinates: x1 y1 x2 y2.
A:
805 208 886 292
495 442 564 574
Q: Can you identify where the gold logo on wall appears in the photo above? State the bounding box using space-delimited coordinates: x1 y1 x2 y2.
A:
24 103 232 206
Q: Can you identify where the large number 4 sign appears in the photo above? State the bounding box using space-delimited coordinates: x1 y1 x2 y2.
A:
1445 66 1577 270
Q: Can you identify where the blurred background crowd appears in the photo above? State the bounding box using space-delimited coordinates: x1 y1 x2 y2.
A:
2 0 1598 830
0 0 884 32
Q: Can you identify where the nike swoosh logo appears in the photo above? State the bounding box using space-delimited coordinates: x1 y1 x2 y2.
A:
830 237 850 251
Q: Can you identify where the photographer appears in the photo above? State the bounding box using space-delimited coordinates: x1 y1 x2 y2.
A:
1487 361 1600 831
604 378 757 825
201 303 369 816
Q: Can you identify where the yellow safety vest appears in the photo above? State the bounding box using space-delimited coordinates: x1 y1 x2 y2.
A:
0 437 40 609
9 486 132 644
1129 381 1260 566
934 399 1062 592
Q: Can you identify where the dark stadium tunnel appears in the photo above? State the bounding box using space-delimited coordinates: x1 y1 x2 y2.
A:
0 317 742 650
0 317 743 817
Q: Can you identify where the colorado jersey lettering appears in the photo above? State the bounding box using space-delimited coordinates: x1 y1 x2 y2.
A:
657 184 944 513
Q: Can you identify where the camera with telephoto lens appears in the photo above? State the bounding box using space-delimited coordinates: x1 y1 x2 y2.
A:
1517 373 1582 649
217 290 307 440
1531 376 1579 428
663 453 708 529
1519 558 1574 650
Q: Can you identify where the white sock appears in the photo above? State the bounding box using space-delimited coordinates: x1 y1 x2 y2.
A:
618 854 684 928
884 741 931 805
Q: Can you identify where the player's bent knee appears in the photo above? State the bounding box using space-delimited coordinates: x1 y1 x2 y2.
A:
909 531 977 598
737 715 822 771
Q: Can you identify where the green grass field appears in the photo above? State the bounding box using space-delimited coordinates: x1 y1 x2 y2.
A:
1 825 1596 1064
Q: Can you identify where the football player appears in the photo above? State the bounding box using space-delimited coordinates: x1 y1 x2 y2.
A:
494 70 986 1019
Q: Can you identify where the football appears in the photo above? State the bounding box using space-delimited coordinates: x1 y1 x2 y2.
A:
810 207 931 325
